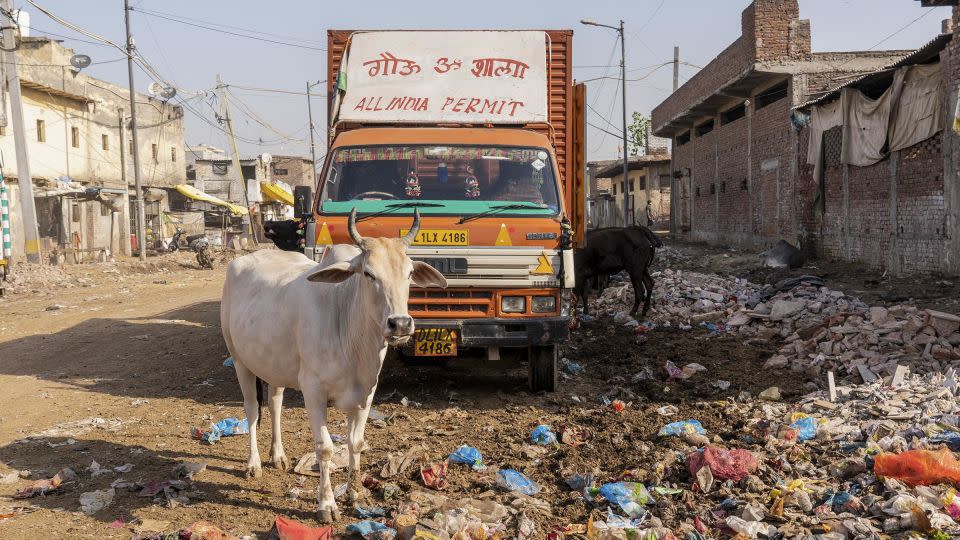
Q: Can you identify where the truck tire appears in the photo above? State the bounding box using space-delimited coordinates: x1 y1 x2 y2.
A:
528 344 558 392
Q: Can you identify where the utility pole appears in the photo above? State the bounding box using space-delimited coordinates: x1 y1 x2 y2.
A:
673 46 680 92
1 0 40 262
618 20 629 226
217 75 258 243
117 108 131 256
124 0 147 261
306 81 319 185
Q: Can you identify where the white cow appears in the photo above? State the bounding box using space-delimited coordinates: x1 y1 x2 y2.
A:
220 210 446 522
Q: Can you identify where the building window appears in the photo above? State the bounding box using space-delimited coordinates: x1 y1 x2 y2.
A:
639 176 647 190
0 125 6 136
102 134 109 151
170 147 177 162
721 103 746 125
36 119 45 142
710 183 716 195
213 163 228 175
720 181 726 193
151 144 158 160
273 168 289 176
676 131 690 146
129 139 134 155
71 126 80 148
756 81 788 110
71 203 80 222
695 186 701 197
613 183 617 196
695 120 714 137
741 178 748 191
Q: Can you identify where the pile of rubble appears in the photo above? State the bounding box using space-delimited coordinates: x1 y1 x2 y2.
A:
770 305 960 380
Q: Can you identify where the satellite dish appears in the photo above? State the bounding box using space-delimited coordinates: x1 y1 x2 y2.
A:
159 86 177 100
70 54 91 70
147 82 164 96
261 153 273 165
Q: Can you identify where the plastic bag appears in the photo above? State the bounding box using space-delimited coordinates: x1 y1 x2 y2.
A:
686 446 758 481
448 445 484 469
531 425 557 445
345 520 396 540
597 482 653 518
789 416 818 442
496 469 540 495
873 448 960 487
213 417 249 436
658 420 706 437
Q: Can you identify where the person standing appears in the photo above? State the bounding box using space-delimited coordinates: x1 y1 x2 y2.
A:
645 200 654 227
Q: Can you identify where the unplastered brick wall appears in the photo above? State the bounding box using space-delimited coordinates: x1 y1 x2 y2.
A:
797 125 947 274
715 114 750 238
692 129 719 241
750 93 794 242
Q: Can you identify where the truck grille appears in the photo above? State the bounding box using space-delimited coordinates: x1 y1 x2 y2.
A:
408 289 493 318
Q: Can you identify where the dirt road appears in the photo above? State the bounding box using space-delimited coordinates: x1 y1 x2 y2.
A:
0 244 955 539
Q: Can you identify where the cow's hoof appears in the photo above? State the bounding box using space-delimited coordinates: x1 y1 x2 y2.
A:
271 454 290 471
317 507 339 523
245 464 262 479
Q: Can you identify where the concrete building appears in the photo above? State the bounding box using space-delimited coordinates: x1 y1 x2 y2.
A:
1 36 184 260
651 0 960 275
585 159 617 228
594 154 672 228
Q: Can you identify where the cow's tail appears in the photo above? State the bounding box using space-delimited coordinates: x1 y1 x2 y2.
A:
255 377 265 428
643 227 663 248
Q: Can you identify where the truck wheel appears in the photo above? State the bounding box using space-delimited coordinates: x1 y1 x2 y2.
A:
528 344 558 392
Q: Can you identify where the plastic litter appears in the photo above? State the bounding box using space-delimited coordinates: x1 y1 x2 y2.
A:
874 448 960 487
686 446 758 481
345 520 396 540
179 521 240 540
353 506 386 518
789 416 819 442
223 357 234 368
79 488 114 515
265 516 332 540
420 461 448 490
496 469 540 495
531 425 557 445
561 359 585 376
447 445 483 470
192 417 249 444
658 419 706 437
13 467 76 498
597 482 653 518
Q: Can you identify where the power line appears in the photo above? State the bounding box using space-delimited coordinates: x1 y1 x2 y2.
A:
128 7 325 52
587 120 622 139
225 82 327 97
580 62 671 83
128 6 324 46
586 102 620 132
226 87 307 143
636 0 666 33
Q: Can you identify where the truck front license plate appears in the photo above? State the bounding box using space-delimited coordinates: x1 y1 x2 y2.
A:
399 229 469 246
413 328 458 356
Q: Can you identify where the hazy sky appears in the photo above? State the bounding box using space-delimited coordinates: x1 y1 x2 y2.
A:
21 1 952 163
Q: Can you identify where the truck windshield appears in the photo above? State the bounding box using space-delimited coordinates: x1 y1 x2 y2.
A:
320 145 560 215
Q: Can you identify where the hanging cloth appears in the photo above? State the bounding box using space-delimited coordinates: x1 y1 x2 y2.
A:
805 98 842 189
888 63 943 152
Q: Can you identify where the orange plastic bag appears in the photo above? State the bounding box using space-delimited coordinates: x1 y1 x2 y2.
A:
873 448 960 486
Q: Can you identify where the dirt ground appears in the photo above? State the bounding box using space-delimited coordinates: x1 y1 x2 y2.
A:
0 241 954 538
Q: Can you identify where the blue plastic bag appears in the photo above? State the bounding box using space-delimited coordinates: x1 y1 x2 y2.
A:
213 417 249 437
598 482 654 518
562 360 585 376
346 520 396 540
658 420 706 437
448 445 484 469
354 506 386 518
496 469 540 495
531 425 557 445
931 431 960 450
223 357 234 368
789 417 818 442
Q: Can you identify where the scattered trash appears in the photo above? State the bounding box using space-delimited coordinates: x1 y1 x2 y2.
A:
266 516 332 540
179 521 240 540
658 419 706 437
611 399 626 413
177 460 207 479
353 506 386 518
561 359 585 376
79 488 114 515
223 357 235 368
381 444 424 479
14 468 76 498
598 482 653 518
294 447 349 477
345 520 396 540
788 416 819 442
448 445 484 470
192 417 249 444
874 448 960 487
530 425 557 445
496 469 539 495
686 446 758 482
420 461 448 490
113 463 134 473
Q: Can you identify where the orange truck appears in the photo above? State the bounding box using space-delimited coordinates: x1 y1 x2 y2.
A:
304 30 585 391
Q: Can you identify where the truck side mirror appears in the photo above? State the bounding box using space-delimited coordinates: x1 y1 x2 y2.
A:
294 186 313 218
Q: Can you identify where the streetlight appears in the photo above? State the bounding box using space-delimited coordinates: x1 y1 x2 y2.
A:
581 18 630 226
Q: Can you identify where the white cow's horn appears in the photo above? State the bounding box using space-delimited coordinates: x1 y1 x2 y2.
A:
401 209 421 246
347 208 364 246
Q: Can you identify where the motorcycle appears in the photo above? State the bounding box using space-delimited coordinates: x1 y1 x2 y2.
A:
168 227 214 269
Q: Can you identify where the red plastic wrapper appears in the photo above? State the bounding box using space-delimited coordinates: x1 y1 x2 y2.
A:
873 448 960 487
265 516 332 540
686 445 759 481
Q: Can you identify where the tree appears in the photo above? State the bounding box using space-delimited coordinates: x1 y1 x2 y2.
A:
627 111 650 156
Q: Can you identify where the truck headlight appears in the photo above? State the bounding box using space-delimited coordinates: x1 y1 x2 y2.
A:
501 296 526 313
531 296 556 313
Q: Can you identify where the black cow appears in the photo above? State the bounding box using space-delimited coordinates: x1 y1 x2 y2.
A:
262 219 302 252
575 225 660 317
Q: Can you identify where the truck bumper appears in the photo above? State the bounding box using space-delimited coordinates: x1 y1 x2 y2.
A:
415 317 569 348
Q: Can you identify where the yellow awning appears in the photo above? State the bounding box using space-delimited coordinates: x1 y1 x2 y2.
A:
260 181 294 206
175 184 248 215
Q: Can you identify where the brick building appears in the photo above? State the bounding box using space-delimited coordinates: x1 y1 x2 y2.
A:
651 0 960 274
594 154 672 228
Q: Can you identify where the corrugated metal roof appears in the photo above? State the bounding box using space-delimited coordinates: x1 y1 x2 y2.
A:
795 33 950 109
594 153 672 178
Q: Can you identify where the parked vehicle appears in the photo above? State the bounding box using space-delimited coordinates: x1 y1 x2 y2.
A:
169 227 214 269
300 30 586 391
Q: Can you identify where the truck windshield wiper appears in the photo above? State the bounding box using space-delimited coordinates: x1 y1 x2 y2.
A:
457 203 545 224
356 201 444 222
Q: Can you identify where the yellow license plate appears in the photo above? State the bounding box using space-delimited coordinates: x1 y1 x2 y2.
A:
399 229 469 246
413 328 458 357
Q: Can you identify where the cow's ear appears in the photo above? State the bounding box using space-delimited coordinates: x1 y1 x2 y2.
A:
307 261 356 283
411 261 447 288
